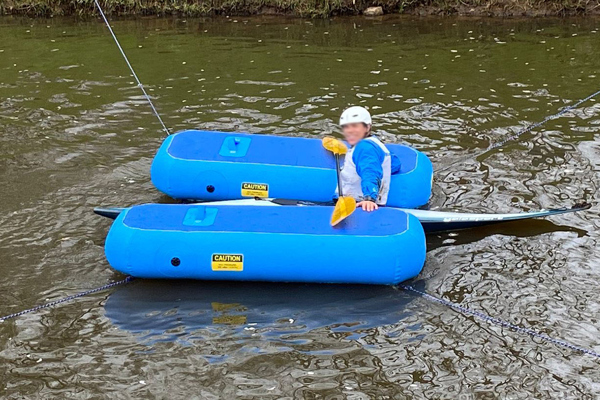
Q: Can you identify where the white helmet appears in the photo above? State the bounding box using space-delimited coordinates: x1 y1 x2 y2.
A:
339 106 372 126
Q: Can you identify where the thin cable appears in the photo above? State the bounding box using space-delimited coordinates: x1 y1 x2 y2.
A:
437 88 600 173
399 283 600 359
0 276 134 322
93 0 170 136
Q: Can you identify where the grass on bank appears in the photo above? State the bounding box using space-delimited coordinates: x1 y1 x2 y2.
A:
0 0 597 18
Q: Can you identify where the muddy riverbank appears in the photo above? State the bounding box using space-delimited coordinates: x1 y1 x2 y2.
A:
2 0 600 18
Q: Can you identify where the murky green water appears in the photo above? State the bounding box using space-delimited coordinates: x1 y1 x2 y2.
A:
1 15 600 398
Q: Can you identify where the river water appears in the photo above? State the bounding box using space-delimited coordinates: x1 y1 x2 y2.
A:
1 15 600 398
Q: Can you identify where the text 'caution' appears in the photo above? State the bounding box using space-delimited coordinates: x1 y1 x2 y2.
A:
212 254 244 271
241 182 269 197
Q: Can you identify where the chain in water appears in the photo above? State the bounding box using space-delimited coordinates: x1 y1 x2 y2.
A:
437 88 600 173
399 284 600 359
93 0 170 136
0 277 134 323
2 276 598 359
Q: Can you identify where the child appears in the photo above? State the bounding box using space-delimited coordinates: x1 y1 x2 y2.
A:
337 106 401 212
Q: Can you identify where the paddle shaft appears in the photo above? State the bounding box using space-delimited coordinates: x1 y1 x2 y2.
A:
335 154 344 198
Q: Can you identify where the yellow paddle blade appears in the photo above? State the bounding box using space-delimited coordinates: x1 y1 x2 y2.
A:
331 197 357 226
322 137 348 155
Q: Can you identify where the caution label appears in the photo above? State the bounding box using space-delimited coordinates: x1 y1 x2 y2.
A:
241 182 269 198
212 254 244 271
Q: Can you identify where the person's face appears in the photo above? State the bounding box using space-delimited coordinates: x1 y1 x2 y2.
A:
341 123 370 146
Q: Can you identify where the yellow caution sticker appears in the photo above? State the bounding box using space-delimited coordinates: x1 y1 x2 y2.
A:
212 254 244 271
241 182 269 197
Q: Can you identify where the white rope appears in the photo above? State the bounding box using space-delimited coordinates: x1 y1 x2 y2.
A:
438 88 600 173
93 0 170 136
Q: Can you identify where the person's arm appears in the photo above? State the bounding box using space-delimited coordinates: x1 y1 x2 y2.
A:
353 141 384 211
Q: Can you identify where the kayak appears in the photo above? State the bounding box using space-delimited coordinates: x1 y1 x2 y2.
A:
104 204 426 285
150 130 433 208
94 200 591 234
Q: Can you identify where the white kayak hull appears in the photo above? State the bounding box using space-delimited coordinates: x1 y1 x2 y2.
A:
93 199 590 234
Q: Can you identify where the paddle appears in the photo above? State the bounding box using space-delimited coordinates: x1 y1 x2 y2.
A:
322 137 357 226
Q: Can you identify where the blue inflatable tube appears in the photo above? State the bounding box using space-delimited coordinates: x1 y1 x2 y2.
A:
151 130 433 208
105 204 426 285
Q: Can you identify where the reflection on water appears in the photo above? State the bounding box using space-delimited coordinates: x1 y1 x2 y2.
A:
428 217 589 250
105 280 419 347
1 15 600 398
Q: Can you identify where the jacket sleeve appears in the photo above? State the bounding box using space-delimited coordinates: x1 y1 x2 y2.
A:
352 140 385 200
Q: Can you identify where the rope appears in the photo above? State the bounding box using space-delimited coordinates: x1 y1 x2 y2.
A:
437 88 600 173
2 275 598 360
0 276 134 323
93 0 170 136
399 283 600 359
